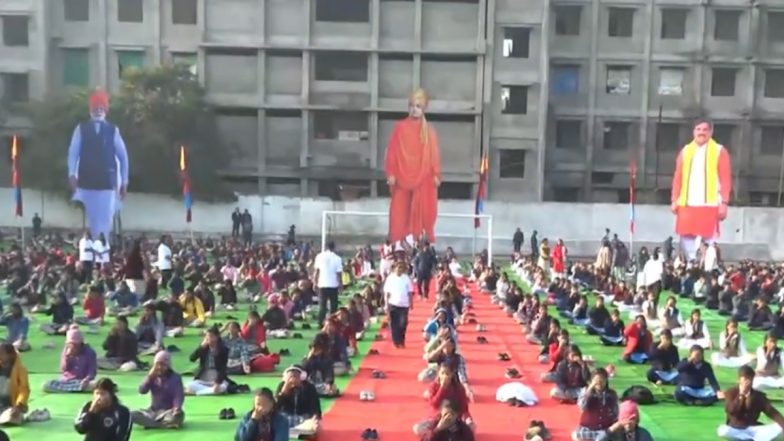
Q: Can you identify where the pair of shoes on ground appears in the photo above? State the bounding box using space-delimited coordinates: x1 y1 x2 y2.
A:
359 390 376 401
505 367 521 379
219 408 236 420
476 336 488 344
475 323 486 332
526 420 552 440
361 428 379 440
371 370 386 379
279 348 291 356
497 352 511 361
368 349 379 355
26 408 50 422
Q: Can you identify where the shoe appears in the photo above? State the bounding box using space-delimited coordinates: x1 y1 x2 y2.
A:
497 352 510 361
372 370 386 379
374 334 383 341
226 315 238 320
368 349 379 355
361 429 372 440
226 408 236 419
505 368 521 379
292 332 303 339
381 322 389 329
359 391 368 401
369 429 379 440
166 344 181 352
279 348 291 356
219 408 228 420
365 391 375 401
302 323 312 330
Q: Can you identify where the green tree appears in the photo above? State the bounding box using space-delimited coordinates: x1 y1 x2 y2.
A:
23 64 229 200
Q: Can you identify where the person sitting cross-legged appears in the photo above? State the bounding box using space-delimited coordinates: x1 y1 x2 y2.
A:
74 378 131 441
302 333 338 397
572 368 618 441
551 344 592 403
234 387 289 441
106 281 139 317
43 326 97 393
598 309 625 346
717 365 784 441
0 304 30 352
158 293 185 338
275 364 321 439
40 291 74 336
415 363 475 437
647 329 680 386
180 288 206 328
751 332 784 390
602 400 654 441
674 344 724 406
0 342 30 426
185 326 229 395
418 398 476 441
97 316 140 372
75 285 105 327
131 351 185 430
135 304 165 356
711 318 752 368
623 315 653 364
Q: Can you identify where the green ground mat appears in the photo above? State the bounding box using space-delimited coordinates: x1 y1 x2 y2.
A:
3 288 376 441
506 270 783 441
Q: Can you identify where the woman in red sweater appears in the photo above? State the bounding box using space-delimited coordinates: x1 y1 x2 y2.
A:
413 364 474 438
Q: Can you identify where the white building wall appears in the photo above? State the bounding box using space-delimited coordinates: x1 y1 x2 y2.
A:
6 188 783 260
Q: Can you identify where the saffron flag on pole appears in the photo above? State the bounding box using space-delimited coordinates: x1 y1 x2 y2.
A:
179 145 192 223
629 159 637 234
11 135 22 217
474 153 489 228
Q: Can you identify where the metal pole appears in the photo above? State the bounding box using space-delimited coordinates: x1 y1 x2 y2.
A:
320 211 327 252
472 224 477 258
487 216 494 266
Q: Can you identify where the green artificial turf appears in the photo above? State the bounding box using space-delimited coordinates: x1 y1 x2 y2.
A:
3 288 376 441
506 270 783 441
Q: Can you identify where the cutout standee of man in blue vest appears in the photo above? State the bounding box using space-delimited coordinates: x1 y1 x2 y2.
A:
67 89 129 243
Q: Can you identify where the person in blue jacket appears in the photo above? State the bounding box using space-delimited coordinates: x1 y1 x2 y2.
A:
235 387 289 441
67 89 129 243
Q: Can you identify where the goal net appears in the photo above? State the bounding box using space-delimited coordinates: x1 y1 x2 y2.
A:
320 210 495 264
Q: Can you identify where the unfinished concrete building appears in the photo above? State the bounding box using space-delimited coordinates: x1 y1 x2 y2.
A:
1 0 783 205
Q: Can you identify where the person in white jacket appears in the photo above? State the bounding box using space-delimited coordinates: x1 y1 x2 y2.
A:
677 309 712 350
639 250 663 290
752 332 784 390
711 318 751 368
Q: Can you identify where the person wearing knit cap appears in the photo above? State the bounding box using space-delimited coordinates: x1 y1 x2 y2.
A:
602 400 654 441
43 326 97 393
67 88 129 244
131 350 185 429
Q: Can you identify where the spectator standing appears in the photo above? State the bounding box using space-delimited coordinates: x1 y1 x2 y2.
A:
314 241 342 327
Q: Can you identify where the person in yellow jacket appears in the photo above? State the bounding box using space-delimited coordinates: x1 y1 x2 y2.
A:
179 289 206 328
0 342 30 426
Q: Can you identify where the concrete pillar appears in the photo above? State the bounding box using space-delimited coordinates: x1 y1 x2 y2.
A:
638 0 655 189
536 0 551 202
370 0 380 197
584 0 601 201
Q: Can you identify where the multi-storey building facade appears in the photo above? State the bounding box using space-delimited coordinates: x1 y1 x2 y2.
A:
2 0 784 205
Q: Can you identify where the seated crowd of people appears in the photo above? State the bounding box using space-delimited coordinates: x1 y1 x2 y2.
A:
0 233 395 441
488 237 784 441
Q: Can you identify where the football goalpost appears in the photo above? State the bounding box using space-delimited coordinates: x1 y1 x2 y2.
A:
320 210 495 264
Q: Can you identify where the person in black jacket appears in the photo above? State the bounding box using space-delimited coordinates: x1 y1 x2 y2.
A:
586 296 610 335
74 378 132 441
275 364 321 436
186 326 229 395
647 329 680 385
414 242 437 300
674 345 724 406
599 309 625 346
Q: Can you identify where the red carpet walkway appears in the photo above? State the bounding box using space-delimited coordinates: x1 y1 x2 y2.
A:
462 287 581 440
320 283 581 440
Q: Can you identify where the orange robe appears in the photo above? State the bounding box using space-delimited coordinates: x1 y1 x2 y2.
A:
671 143 732 239
385 117 441 243
552 244 566 274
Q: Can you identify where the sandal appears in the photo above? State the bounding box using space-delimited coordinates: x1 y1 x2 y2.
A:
372 370 386 379
505 368 521 379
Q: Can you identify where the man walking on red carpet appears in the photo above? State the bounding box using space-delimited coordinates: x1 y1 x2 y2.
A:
385 261 414 348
